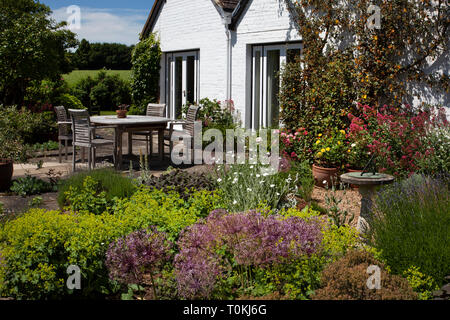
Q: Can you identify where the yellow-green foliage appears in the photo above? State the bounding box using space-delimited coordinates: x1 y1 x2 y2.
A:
113 187 222 241
403 266 439 300
256 208 362 299
0 188 220 299
277 206 321 220
0 210 74 299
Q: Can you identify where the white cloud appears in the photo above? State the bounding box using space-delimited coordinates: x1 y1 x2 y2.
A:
51 7 149 45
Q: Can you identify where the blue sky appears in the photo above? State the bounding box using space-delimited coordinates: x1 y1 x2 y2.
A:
41 0 155 45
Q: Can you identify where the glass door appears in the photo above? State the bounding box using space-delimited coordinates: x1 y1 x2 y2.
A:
251 43 302 129
167 51 199 119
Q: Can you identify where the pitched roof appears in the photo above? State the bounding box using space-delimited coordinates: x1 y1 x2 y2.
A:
214 0 241 12
141 0 248 39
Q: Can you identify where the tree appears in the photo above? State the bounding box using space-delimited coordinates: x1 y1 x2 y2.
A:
0 0 77 105
280 0 449 130
130 34 161 114
71 40 134 70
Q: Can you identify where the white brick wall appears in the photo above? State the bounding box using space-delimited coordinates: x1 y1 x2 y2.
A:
232 0 302 127
152 0 228 105
151 0 449 125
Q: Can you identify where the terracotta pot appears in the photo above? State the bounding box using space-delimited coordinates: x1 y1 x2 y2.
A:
0 159 13 191
116 110 127 118
312 164 338 188
346 168 363 189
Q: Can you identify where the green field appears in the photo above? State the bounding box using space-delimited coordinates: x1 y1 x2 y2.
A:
63 70 132 87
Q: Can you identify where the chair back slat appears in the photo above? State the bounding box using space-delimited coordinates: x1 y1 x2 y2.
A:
184 105 200 136
69 109 92 145
55 106 70 137
147 103 166 117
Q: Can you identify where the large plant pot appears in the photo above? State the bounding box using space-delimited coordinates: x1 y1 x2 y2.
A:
0 159 13 191
312 164 338 188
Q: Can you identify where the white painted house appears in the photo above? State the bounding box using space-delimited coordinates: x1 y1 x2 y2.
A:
141 0 449 128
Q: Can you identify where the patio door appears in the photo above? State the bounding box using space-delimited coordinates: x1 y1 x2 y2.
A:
167 51 199 119
251 43 302 130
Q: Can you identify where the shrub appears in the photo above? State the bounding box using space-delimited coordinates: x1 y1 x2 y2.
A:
106 228 173 299
71 76 96 111
280 128 314 163
403 266 439 300
63 176 110 215
0 188 219 299
145 169 215 201
57 169 137 209
113 188 221 241
280 51 358 135
0 209 77 299
72 71 131 112
0 105 58 161
10 175 55 197
55 93 86 110
347 104 449 177
89 71 131 111
214 163 299 212
417 124 450 175
313 250 417 300
174 209 323 299
131 34 161 114
369 175 450 287
23 79 70 111
258 211 362 299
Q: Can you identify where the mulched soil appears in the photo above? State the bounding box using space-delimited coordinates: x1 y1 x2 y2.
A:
311 186 362 228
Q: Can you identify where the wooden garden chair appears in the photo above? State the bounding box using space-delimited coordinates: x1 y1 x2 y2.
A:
131 103 166 156
68 109 115 171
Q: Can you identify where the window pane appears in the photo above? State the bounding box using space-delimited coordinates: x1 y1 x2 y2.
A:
266 50 280 128
175 57 183 119
186 56 195 105
254 51 261 130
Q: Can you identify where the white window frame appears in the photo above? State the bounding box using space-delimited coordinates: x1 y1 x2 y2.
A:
166 51 199 119
251 43 302 130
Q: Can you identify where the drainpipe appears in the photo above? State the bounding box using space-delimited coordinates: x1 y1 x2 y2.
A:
222 12 232 101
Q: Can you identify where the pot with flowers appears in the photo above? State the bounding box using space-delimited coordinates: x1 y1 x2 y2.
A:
0 130 28 191
312 130 347 188
116 104 129 118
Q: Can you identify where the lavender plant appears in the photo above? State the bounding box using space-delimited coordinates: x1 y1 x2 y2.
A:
174 210 323 299
106 228 173 299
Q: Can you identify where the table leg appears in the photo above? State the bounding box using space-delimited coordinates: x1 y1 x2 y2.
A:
128 131 133 156
158 128 164 162
115 127 123 170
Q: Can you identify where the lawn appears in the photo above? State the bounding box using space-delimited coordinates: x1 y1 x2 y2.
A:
63 70 132 87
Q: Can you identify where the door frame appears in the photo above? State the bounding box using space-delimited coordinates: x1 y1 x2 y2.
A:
166 50 200 119
250 42 302 130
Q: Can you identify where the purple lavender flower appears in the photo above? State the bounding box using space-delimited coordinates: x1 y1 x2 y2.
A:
106 227 172 286
174 210 323 299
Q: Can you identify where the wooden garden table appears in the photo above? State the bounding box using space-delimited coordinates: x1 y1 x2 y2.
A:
90 115 170 170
